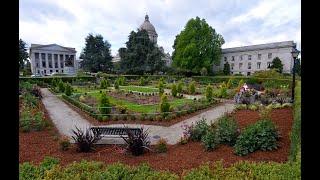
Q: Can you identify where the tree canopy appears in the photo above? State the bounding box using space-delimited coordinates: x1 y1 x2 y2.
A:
295 58 301 76
119 30 165 75
172 17 224 75
271 57 284 73
80 34 113 73
19 39 29 70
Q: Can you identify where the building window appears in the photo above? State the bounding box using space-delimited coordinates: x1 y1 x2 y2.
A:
267 62 272 68
48 54 52 68
240 55 243 61
232 56 235 61
231 63 234 70
257 62 261 69
248 55 252 60
42 61 46 68
44 70 46 74
41 53 46 67
247 72 251 76
62 70 64 73
50 70 53 73
268 53 272 59
224 57 227 61
248 62 251 69
37 70 40 74
56 70 58 72
258 54 261 60
35 53 39 60
60 54 64 68
36 63 39 68
239 63 243 70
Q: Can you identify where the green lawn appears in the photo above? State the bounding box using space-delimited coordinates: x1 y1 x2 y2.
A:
88 91 193 114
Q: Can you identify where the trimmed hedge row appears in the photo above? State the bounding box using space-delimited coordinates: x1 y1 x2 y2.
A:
19 157 300 180
19 76 96 85
61 94 97 118
289 81 301 162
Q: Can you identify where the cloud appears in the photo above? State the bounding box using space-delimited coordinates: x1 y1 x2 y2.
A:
19 0 301 57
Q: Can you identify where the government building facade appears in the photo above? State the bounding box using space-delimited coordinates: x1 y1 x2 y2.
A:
29 44 79 75
213 41 299 76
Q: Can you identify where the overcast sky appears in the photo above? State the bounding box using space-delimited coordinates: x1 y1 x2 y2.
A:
19 0 301 57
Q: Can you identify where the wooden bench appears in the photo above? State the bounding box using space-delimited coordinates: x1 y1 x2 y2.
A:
90 126 142 139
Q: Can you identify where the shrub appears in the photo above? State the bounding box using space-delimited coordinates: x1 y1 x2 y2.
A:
188 81 196 94
234 119 279 156
121 126 150 156
282 103 292 108
100 78 108 89
139 77 145 86
71 126 101 152
219 86 228 98
177 81 183 93
58 80 65 93
159 94 170 114
179 136 188 145
116 105 127 114
33 111 46 131
114 79 120 90
248 104 258 111
201 129 220 151
200 67 208 76
205 84 214 102
99 93 111 115
158 80 164 95
59 136 71 151
215 115 239 146
64 83 72 96
155 138 168 153
235 104 247 110
190 118 210 141
171 83 177 97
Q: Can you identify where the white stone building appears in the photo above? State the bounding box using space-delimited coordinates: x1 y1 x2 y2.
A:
213 41 299 76
29 44 77 75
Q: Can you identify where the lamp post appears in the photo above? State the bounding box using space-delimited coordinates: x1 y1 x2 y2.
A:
291 49 300 102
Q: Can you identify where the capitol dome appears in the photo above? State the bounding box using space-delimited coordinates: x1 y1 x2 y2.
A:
139 14 158 44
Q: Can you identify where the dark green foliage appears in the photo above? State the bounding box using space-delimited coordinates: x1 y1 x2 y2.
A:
158 80 164 95
119 30 165 74
200 67 208 76
121 127 151 156
289 81 301 162
234 119 279 156
159 94 170 113
114 79 120 90
19 39 29 70
171 83 177 97
71 126 101 152
58 80 65 93
64 83 72 96
205 84 214 102
188 81 196 94
172 16 224 75
177 81 183 93
100 78 108 89
295 58 301 76
190 118 210 141
215 116 239 146
155 138 168 153
80 34 113 72
271 57 284 73
201 129 220 151
99 93 111 115
223 61 231 75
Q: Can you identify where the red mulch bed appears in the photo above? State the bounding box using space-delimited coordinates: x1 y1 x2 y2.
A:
19 108 293 176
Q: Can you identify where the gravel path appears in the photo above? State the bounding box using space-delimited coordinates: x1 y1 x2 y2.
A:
41 88 235 145
41 88 92 137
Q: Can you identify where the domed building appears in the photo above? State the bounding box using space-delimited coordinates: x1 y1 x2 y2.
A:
139 14 158 44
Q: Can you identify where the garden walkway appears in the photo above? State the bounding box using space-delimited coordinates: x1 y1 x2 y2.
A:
41 88 235 145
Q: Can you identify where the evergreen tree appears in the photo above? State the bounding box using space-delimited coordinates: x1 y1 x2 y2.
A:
80 34 113 73
271 57 284 73
19 39 29 71
119 30 165 74
223 62 231 75
295 58 301 76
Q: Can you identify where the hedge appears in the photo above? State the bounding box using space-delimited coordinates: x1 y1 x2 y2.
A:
20 157 300 180
19 76 96 85
289 81 301 162
61 94 97 118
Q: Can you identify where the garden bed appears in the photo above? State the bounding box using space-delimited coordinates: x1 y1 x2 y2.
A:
19 108 293 176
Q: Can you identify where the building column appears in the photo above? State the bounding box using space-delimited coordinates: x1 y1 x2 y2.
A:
45 53 49 69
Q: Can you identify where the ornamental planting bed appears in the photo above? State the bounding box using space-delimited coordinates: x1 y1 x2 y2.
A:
19 108 293 176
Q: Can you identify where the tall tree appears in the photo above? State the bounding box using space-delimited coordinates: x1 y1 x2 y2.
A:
223 62 230 75
119 30 165 74
80 34 113 73
172 17 224 75
19 39 29 70
271 57 284 73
